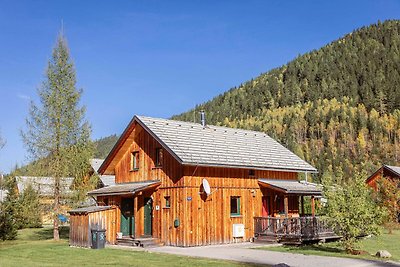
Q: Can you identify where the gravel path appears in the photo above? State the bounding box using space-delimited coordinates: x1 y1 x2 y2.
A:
146 243 400 267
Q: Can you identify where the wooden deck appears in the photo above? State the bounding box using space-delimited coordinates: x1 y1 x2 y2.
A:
254 216 339 244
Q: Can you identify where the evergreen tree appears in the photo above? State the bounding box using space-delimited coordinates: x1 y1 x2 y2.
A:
0 204 17 241
18 183 42 228
0 175 18 240
21 32 93 240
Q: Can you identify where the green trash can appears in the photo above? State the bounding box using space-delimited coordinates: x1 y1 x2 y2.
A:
91 229 106 249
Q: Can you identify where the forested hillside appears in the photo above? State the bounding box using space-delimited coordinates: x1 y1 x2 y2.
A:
172 20 400 181
93 134 119 159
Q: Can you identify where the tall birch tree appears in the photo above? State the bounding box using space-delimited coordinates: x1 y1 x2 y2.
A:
22 33 93 240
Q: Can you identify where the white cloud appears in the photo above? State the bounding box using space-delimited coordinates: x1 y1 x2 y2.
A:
16 93 31 101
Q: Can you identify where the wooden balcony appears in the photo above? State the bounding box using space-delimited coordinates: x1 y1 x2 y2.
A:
254 216 339 244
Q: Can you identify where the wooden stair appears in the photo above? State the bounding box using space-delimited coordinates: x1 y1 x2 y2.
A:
116 237 162 248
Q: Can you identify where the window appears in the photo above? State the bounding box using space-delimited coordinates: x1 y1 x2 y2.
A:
155 148 163 167
164 196 170 208
230 196 241 216
131 151 139 171
249 169 255 177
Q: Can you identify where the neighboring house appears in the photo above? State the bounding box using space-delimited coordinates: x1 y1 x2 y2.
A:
17 176 74 223
89 158 115 187
16 176 74 197
366 165 400 189
366 165 400 222
69 115 334 248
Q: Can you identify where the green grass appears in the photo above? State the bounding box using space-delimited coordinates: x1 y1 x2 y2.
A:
258 228 400 262
0 227 264 267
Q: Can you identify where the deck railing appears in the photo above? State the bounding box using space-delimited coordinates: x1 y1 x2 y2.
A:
254 216 336 241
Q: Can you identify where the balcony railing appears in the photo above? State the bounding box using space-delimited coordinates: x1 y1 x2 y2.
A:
254 216 337 243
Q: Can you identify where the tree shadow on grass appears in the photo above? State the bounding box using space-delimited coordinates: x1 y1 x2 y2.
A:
33 226 69 240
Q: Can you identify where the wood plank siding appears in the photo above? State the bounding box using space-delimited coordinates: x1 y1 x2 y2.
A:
69 208 117 247
94 123 301 246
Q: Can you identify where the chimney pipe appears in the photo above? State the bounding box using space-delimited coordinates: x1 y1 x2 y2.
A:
200 111 206 128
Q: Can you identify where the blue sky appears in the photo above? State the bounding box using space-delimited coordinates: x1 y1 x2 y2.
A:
0 0 399 173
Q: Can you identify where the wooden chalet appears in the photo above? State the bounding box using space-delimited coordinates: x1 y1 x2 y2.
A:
69 115 335 247
366 165 400 189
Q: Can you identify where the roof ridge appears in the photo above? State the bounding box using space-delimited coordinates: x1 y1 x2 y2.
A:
136 115 193 162
136 115 273 136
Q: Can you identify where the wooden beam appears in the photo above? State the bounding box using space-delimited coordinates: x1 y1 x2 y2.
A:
301 196 304 217
311 196 315 217
284 195 289 217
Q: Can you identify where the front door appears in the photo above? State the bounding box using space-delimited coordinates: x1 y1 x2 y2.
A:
262 196 271 217
144 197 152 236
121 198 135 237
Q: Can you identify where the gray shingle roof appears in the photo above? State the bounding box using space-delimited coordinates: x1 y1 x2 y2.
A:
136 116 317 173
258 179 322 195
87 180 160 197
90 158 104 174
384 165 400 176
90 159 115 186
16 176 74 197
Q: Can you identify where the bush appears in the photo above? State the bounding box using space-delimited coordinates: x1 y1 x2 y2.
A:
324 172 385 252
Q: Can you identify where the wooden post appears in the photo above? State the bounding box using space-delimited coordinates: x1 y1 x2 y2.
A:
311 196 315 217
284 195 289 217
301 196 304 217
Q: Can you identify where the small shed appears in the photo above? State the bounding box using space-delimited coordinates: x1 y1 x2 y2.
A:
68 206 117 247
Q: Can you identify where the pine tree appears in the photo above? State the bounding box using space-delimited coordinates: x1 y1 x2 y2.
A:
21 32 93 240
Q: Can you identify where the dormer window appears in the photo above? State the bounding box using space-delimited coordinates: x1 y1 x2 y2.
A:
131 151 139 171
155 148 163 167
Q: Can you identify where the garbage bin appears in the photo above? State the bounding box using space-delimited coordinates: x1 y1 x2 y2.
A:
91 229 106 249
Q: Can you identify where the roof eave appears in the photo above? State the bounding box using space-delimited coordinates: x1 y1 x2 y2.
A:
258 179 322 196
383 165 400 177
87 180 161 197
98 116 137 175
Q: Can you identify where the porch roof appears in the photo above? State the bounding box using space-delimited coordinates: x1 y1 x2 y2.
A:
68 206 113 215
87 180 161 197
258 179 322 196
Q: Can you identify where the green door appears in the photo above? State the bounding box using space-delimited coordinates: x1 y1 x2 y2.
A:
144 198 152 236
121 198 135 237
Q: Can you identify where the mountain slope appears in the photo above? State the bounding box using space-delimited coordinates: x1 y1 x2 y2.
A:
173 20 400 125
172 20 400 181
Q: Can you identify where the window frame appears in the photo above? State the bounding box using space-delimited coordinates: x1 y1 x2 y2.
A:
155 147 163 167
230 196 241 217
131 151 140 171
164 196 171 208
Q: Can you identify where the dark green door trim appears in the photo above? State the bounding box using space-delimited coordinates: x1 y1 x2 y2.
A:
121 197 135 237
144 197 152 236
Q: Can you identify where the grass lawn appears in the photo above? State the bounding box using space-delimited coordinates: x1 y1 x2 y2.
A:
258 228 400 262
0 227 264 267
